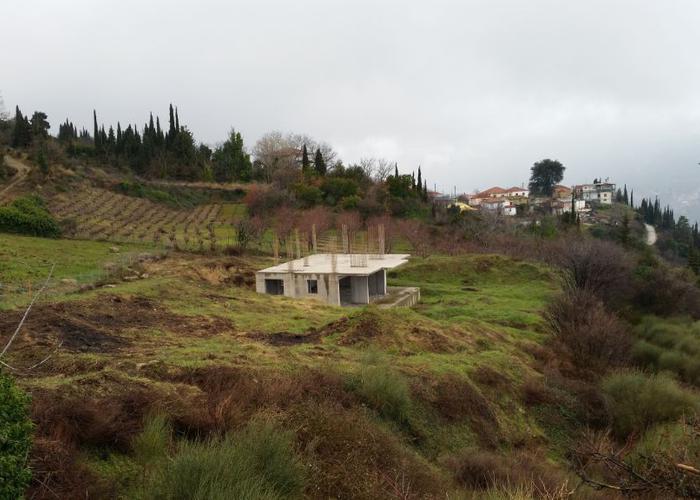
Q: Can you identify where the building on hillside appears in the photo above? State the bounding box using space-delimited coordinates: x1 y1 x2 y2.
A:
551 199 587 215
481 198 517 216
504 186 529 198
468 186 528 207
574 181 616 205
255 253 419 307
552 185 572 199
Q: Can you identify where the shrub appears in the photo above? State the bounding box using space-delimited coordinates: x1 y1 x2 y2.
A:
602 371 700 438
287 402 445 498
292 183 322 208
550 238 633 305
632 317 700 386
0 373 33 500
545 289 631 374
143 419 305 500
348 363 413 427
320 177 358 205
243 185 291 217
0 195 61 237
340 194 361 210
444 449 568 496
0 157 16 179
634 263 700 318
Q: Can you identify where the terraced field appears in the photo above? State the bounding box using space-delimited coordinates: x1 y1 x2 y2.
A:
47 188 246 250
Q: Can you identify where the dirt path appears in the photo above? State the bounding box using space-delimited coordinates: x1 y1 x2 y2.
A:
644 223 657 246
0 155 31 203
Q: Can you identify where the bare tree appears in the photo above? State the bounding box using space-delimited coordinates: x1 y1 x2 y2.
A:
252 131 338 181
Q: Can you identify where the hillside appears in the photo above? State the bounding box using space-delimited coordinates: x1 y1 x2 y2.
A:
2 157 700 499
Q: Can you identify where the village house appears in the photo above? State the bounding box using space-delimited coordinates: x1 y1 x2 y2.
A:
481 198 517 216
574 181 616 205
468 186 529 207
255 253 420 307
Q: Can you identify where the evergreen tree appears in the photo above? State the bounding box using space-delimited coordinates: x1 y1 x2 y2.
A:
314 148 326 176
423 180 428 202
417 167 422 194
623 184 629 205
630 190 634 208
93 110 101 151
168 104 176 138
301 144 310 173
30 111 49 140
394 163 399 179
212 128 252 182
11 106 31 148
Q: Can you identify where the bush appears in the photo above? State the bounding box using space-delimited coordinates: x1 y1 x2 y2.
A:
0 195 61 237
243 185 291 217
545 289 631 374
633 263 700 318
142 419 305 500
602 371 700 438
550 238 633 305
444 449 568 496
340 194 361 210
320 177 358 205
0 157 16 179
348 363 413 427
632 317 700 386
0 373 33 500
292 183 322 208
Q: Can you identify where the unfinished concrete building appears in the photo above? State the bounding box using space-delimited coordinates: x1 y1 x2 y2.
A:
255 253 419 307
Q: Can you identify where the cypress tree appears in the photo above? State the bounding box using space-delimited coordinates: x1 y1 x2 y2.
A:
394 163 399 178
301 144 310 173
630 190 634 209
423 180 428 202
417 167 422 195
314 148 326 176
93 110 100 150
623 185 629 205
168 104 175 137
11 107 31 147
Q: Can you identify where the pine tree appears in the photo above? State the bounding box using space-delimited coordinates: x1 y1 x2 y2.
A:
314 148 326 176
301 144 310 173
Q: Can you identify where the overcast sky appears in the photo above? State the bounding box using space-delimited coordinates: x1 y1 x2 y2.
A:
2 0 700 216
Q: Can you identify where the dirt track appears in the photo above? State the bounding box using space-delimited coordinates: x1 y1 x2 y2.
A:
0 155 31 203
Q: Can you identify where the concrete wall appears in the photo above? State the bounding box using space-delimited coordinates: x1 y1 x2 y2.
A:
368 269 386 296
255 271 340 306
350 275 369 304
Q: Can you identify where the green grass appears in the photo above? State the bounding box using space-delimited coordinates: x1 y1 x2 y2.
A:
389 254 556 337
0 234 151 284
4 235 573 497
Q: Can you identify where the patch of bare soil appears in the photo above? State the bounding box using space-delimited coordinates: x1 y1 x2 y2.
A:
0 295 235 354
247 329 323 346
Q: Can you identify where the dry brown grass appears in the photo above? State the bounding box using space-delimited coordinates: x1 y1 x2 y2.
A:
444 448 571 497
413 373 501 448
287 401 448 499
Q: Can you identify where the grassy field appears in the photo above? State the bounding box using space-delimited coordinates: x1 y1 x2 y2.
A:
0 234 588 498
